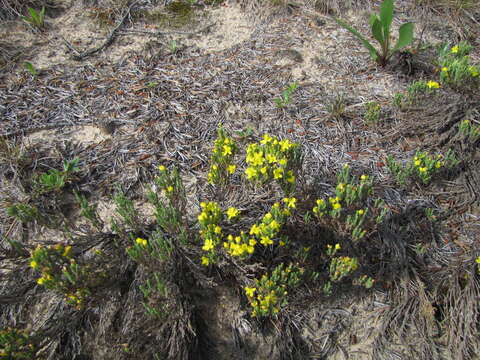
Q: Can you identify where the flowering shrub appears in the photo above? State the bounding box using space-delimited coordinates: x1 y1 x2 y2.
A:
223 198 296 258
329 256 358 282
364 101 381 124
198 201 224 266
207 126 238 185
244 263 303 318
148 166 186 234
387 149 459 185
30 244 104 308
245 134 299 194
459 119 480 142
0 328 37 359
439 42 479 89
312 165 381 241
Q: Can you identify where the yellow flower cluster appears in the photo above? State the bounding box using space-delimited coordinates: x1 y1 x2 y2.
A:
245 263 303 318
156 165 179 198
222 199 295 258
245 134 298 192
412 152 443 184
30 244 92 307
135 237 148 247
198 201 224 265
329 256 358 282
208 126 237 185
426 80 440 89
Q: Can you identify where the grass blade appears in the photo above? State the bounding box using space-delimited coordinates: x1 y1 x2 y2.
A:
335 17 378 61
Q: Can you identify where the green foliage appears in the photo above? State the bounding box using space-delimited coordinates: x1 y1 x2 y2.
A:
6 203 41 224
364 101 381 124
312 166 387 243
139 272 168 318
35 158 80 193
329 256 358 282
148 166 187 234
387 149 459 185
21 7 46 28
274 82 298 108
30 244 105 308
0 328 37 359
458 119 480 142
439 42 479 89
335 0 414 66
112 191 139 232
244 263 303 318
325 93 346 120
207 126 238 185
23 62 37 76
74 191 102 230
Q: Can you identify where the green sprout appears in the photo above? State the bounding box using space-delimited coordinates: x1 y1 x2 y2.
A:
21 7 46 29
335 0 414 66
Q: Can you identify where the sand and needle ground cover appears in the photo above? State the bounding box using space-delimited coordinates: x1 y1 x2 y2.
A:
0 0 479 359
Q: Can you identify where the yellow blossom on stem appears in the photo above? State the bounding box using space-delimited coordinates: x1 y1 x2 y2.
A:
426 80 440 89
227 164 236 174
135 238 148 246
226 207 240 220
201 256 210 266
158 165 166 171
245 287 256 297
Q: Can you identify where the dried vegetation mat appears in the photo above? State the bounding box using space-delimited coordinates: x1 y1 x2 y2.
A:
0 0 480 359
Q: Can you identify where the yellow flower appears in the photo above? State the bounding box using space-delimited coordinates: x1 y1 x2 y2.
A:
30 260 38 269
202 239 214 251
227 164 236 174
201 256 210 266
426 81 440 89
286 171 295 184
435 161 442 169
335 243 341 250
261 134 273 144
214 225 222 234
451 45 459 54
269 220 280 231
245 287 256 297
250 224 260 236
245 167 257 180
283 197 296 208
476 256 480 264
360 174 369 182
469 66 479 77
278 158 287 166
222 145 232 156
332 202 341 210
226 207 240 220
419 167 427 173
135 238 148 246
62 246 72 257
158 165 166 171
441 67 448 72
260 236 273 246
414 159 421 166
357 209 364 215
266 154 277 163
37 277 45 285
260 166 268 175
166 186 174 193
273 167 284 179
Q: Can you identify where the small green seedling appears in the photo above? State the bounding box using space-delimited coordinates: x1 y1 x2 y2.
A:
21 7 46 29
24 62 37 76
335 0 414 66
274 82 298 108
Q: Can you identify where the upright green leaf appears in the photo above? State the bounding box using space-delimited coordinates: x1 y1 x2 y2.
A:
370 16 384 46
335 18 379 61
379 0 394 35
392 22 414 53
